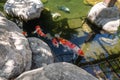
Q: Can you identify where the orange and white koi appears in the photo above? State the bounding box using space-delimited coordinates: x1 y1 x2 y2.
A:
33 25 46 37
52 37 84 56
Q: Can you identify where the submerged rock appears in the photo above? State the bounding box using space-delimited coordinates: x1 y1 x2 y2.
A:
0 12 32 79
58 6 70 13
28 37 54 69
15 62 98 80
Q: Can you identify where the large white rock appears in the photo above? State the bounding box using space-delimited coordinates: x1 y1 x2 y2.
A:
4 0 44 21
0 13 32 79
28 37 54 69
87 2 120 34
15 62 98 80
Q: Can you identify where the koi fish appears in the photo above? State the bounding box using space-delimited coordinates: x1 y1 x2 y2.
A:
32 26 84 56
33 25 46 37
52 37 84 56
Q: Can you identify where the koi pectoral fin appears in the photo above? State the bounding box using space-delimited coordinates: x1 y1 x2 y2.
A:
52 38 59 48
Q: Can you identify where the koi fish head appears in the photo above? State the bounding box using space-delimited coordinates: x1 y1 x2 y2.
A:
52 38 59 48
35 25 41 30
77 49 84 56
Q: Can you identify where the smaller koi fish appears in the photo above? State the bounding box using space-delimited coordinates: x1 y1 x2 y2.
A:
33 25 46 37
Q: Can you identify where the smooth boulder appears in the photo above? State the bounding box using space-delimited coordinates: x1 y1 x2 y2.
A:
0 13 32 79
28 37 54 69
87 2 120 34
15 62 98 80
4 0 44 21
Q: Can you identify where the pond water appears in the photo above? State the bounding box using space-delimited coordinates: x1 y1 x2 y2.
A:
19 17 120 79
43 29 120 80
17 16 120 79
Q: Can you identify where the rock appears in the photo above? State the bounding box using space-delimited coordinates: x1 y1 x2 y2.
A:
100 36 119 45
4 0 44 21
28 37 54 69
0 13 32 79
87 2 120 34
0 77 7 80
15 62 98 80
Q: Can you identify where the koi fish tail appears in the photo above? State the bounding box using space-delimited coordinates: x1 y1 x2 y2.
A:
73 53 77 60
77 49 84 57
22 31 28 36
46 33 53 40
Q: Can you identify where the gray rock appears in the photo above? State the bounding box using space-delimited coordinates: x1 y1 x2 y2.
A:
0 77 7 80
0 13 32 79
28 37 54 69
15 62 98 80
87 2 120 34
4 0 44 21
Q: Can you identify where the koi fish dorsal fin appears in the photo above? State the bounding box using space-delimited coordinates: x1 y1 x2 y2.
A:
58 38 68 45
35 25 41 29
